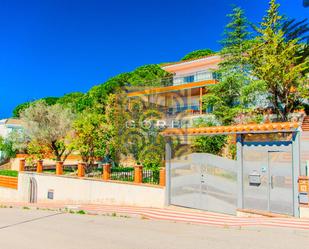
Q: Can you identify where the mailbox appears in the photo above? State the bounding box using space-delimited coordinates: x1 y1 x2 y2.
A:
47 189 54 200
298 177 309 205
249 171 261 186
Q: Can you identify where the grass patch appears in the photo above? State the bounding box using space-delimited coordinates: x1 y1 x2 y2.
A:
22 206 30 210
0 170 18 177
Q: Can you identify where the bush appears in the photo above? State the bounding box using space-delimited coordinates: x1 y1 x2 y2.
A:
0 137 16 161
181 49 215 61
192 135 227 155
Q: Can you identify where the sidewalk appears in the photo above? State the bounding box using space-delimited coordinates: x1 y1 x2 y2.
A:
1 201 309 230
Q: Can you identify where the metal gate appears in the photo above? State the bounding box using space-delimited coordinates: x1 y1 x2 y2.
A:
170 153 237 215
242 143 294 215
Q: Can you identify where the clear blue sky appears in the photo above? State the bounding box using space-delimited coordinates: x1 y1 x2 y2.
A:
0 0 308 118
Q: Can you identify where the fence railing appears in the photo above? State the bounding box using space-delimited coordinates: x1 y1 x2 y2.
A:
111 167 134 182
19 159 165 186
143 169 160 184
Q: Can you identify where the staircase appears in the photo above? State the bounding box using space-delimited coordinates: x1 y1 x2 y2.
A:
302 116 309 131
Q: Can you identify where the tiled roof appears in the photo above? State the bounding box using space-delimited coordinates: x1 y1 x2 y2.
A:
161 122 299 136
161 55 220 69
5 119 23 125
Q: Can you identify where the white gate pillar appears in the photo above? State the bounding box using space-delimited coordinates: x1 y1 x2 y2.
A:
165 138 172 206
292 131 301 217
236 134 244 209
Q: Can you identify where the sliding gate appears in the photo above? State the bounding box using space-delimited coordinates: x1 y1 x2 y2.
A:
170 153 237 215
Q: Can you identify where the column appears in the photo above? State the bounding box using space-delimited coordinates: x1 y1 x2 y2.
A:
292 131 301 217
78 162 85 177
165 138 172 206
159 167 166 187
19 158 25 172
134 165 143 184
36 160 43 173
103 163 111 181
56 161 64 175
236 134 244 209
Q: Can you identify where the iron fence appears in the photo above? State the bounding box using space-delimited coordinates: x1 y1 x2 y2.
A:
110 167 134 182
143 169 160 184
24 164 78 175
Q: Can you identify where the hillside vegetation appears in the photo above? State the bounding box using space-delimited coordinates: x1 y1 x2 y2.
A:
13 50 209 117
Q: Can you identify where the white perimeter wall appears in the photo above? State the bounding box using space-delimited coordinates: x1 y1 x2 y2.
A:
0 187 20 202
8 173 165 208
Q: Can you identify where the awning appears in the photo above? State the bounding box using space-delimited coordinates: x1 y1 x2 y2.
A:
161 122 300 136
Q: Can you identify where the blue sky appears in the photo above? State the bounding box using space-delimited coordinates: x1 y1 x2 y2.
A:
0 0 308 118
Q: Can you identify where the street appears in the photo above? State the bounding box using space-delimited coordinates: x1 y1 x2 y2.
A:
0 208 308 249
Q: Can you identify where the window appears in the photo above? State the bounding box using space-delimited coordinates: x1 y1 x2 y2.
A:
196 71 212 81
184 75 194 83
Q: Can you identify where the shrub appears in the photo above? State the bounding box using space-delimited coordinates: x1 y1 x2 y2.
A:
192 135 227 155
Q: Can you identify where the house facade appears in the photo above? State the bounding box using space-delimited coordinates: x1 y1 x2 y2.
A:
128 55 221 128
0 119 23 139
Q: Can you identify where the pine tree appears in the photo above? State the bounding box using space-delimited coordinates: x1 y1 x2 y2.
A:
203 6 252 125
248 0 309 121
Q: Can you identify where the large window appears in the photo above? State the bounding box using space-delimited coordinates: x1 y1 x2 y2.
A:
173 71 214 85
184 75 195 83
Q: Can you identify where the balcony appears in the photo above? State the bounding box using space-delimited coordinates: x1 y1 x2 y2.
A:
173 71 217 86
158 105 213 117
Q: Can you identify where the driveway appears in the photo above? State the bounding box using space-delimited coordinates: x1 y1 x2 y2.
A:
0 208 308 249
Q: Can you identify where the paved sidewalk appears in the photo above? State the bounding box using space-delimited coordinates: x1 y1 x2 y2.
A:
1 201 309 230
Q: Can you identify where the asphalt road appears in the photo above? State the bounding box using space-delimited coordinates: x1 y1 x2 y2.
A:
0 208 308 249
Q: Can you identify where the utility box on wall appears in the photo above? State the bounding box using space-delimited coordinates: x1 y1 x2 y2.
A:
298 177 309 205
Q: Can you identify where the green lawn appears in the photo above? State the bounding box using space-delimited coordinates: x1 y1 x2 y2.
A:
0 170 18 177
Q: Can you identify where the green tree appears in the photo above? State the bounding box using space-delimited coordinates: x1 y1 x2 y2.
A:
105 92 165 168
248 0 309 121
13 97 59 117
203 6 252 125
13 102 31 118
57 92 85 112
20 101 76 161
181 49 215 61
73 112 111 169
127 64 173 87
0 136 16 161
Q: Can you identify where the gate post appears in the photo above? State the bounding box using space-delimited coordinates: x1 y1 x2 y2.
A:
78 162 85 177
159 167 166 186
56 161 64 175
236 134 244 209
103 163 111 181
292 131 301 217
134 165 143 184
19 158 25 172
165 138 172 206
36 160 43 173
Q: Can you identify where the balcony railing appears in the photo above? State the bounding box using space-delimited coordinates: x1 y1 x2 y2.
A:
158 105 206 115
173 71 217 86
